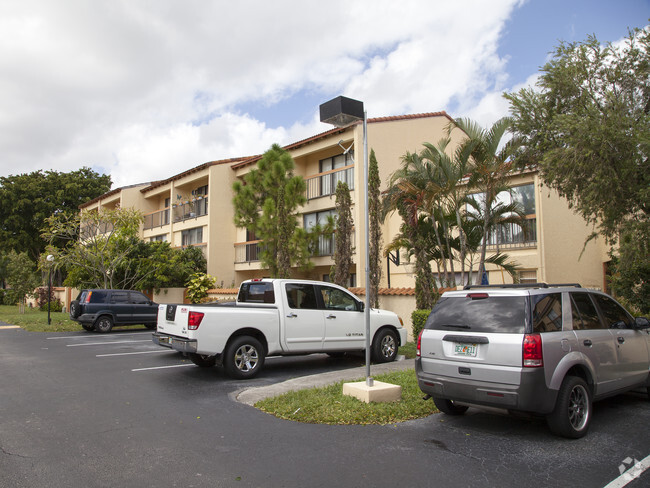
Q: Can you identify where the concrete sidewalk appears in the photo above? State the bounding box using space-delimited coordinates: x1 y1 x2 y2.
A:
234 357 416 406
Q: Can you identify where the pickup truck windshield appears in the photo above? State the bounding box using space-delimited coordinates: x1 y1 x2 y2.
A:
238 282 275 303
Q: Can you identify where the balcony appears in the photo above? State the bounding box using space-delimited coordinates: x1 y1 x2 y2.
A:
305 165 354 200
172 197 208 223
144 208 170 230
234 231 355 264
485 218 537 249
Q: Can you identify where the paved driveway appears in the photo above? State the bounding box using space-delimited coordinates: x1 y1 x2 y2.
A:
1 327 648 488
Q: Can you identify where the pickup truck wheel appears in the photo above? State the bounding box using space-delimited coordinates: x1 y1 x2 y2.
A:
189 353 217 368
94 316 114 333
433 397 469 415
224 336 265 379
145 323 156 330
372 329 398 363
546 376 591 439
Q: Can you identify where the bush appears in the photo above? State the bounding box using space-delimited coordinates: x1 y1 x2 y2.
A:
35 287 63 312
185 272 217 304
411 309 431 339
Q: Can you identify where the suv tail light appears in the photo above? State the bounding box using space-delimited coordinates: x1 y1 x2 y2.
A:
416 330 423 357
188 311 204 330
523 333 543 367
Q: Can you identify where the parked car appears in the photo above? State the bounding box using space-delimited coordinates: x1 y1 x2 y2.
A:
416 283 650 438
70 289 158 333
152 278 408 379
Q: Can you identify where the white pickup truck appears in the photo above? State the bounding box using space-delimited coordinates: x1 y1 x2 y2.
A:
152 278 408 379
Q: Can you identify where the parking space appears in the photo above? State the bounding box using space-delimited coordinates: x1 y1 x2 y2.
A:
1 327 648 488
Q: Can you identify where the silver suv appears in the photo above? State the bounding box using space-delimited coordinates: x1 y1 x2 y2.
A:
415 284 650 438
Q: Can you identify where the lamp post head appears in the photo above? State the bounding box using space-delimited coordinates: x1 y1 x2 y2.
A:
319 96 364 128
46 254 54 263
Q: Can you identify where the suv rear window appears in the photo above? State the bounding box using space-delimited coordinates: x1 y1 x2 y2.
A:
425 295 528 333
238 282 275 304
87 291 109 303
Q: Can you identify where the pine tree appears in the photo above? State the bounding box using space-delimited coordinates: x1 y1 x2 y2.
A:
332 181 353 287
368 150 383 307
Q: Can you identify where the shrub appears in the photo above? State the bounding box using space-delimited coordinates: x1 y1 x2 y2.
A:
411 309 431 339
185 272 217 304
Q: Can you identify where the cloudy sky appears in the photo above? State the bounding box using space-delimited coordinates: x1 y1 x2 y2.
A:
1 0 647 189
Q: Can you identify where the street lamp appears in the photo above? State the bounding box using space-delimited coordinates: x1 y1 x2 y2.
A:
46 254 54 325
320 96 373 387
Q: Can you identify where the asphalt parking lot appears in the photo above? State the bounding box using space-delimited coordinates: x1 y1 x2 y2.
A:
1 326 649 488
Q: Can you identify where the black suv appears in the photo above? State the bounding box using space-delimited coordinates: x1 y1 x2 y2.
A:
70 289 158 333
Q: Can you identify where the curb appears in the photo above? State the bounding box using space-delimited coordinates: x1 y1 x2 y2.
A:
234 357 416 406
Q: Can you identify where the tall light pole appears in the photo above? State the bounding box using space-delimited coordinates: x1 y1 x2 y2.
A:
320 96 373 387
46 254 54 325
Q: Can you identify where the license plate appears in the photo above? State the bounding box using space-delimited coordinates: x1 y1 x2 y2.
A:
454 343 478 357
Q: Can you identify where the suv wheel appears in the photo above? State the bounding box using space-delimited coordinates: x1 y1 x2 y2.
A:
546 376 591 438
81 323 95 332
94 316 114 333
433 397 469 416
70 302 81 319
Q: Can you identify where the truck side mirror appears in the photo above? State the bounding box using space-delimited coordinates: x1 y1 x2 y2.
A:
634 317 649 329
358 301 364 312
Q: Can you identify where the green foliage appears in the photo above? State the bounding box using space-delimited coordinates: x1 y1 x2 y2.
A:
35 286 63 312
42 207 204 291
232 144 311 278
5 251 40 307
332 181 353 287
0 167 111 260
608 221 649 315
368 149 383 307
256 369 436 425
411 309 432 339
506 27 649 310
185 272 216 304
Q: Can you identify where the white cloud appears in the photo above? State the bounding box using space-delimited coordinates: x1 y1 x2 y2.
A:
0 0 528 188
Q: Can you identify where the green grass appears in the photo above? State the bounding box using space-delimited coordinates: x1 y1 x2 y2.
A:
0 305 147 333
400 340 417 359
256 369 438 425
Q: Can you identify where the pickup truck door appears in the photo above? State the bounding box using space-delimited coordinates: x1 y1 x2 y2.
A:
283 283 324 352
318 285 365 351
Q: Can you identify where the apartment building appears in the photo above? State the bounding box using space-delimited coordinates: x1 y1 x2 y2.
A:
80 112 611 292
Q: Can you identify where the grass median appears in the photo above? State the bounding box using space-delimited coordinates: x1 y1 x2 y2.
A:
256 368 439 425
0 305 145 333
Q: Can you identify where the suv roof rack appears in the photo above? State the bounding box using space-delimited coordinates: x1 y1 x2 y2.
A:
463 283 582 290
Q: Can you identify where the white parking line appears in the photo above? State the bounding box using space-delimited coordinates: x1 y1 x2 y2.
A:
67 340 152 347
603 454 650 488
47 332 152 340
131 364 194 372
97 350 170 357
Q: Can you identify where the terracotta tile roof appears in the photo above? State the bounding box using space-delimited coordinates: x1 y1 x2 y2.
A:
348 287 416 296
208 288 239 294
141 157 253 193
230 111 453 171
79 182 151 209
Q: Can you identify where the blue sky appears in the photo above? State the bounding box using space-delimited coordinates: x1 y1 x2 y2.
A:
0 0 647 188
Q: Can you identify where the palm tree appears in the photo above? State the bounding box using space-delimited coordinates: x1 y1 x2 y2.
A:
451 117 524 280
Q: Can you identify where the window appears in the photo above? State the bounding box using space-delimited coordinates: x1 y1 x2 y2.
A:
518 270 537 284
593 294 633 329
87 290 108 304
532 293 563 332
238 282 275 303
150 235 167 242
304 210 336 255
130 292 150 304
468 183 536 247
193 185 208 196
319 152 354 196
110 291 130 304
285 283 318 309
320 286 358 311
570 293 603 330
181 227 203 246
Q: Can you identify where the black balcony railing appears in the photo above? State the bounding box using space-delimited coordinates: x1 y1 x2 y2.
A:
144 208 170 230
485 218 537 249
172 197 208 223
